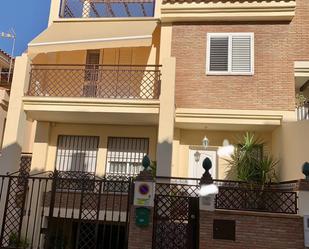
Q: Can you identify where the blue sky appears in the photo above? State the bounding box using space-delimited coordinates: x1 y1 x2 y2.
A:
0 0 51 57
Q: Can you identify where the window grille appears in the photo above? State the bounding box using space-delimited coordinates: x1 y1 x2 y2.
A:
105 137 149 178
55 135 99 174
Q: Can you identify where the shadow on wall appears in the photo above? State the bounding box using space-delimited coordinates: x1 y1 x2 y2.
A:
0 139 174 177
0 143 22 174
156 140 172 177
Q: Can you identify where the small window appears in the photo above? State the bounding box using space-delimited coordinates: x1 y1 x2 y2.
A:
55 135 99 174
0 68 9 83
207 33 254 75
105 137 149 178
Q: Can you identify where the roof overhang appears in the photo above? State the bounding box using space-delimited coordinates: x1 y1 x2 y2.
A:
22 96 160 125
294 61 309 90
161 0 296 22
175 108 296 131
28 20 158 55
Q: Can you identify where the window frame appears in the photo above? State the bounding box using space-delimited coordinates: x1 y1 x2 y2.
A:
206 32 254 76
55 135 100 174
105 137 149 178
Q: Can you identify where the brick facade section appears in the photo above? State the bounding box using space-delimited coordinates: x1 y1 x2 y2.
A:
128 207 153 249
200 210 305 249
171 0 309 111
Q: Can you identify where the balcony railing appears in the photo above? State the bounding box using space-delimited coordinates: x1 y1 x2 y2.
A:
27 64 161 99
296 102 309 121
60 0 155 18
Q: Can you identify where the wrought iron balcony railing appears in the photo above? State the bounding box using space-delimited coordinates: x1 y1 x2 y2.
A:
27 64 161 99
60 0 155 18
296 102 309 121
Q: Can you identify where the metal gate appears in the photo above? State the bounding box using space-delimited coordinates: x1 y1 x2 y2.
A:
0 171 133 249
153 179 200 249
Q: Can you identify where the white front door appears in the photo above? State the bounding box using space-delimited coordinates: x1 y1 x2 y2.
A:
188 149 217 179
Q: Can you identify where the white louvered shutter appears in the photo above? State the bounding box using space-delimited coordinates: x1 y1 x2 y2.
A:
231 35 252 73
209 37 229 72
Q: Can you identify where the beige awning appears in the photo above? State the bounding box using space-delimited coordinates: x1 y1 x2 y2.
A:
28 20 158 55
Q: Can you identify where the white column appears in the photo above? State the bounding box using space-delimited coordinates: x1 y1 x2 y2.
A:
30 121 51 173
156 57 176 177
0 54 31 174
298 188 309 216
48 0 63 25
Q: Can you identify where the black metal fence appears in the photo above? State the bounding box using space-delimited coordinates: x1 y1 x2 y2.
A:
153 178 199 249
0 171 133 249
154 177 298 215
0 171 299 249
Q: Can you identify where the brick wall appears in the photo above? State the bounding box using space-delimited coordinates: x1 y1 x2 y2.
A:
171 0 309 111
200 210 305 249
128 208 153 249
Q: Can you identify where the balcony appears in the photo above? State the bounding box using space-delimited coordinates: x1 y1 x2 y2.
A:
23 64 161 125
27 64 161 99
60 0 155 18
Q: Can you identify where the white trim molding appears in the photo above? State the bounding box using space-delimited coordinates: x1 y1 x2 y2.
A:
294 61 309 78
28 35 152 47
175 108 297 130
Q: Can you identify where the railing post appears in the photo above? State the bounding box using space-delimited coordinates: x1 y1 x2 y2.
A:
199 158 217 211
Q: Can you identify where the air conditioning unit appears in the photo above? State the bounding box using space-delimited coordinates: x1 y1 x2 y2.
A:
304 215 309 247
83 84 97 97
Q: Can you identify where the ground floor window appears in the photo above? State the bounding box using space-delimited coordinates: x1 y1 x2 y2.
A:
105 137 149 178
55 135 100 174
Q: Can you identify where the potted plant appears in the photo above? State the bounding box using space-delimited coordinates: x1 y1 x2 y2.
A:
295 93 307 108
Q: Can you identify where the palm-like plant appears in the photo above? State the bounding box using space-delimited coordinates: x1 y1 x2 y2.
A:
225 132 277 188
256 155 278 189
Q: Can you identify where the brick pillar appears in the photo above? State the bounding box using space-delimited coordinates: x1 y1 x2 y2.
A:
128 169 154 249
128 207 153 249
199 157 217 248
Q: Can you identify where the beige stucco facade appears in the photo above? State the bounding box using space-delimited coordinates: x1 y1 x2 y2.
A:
31 122 158 175
0 0 308 183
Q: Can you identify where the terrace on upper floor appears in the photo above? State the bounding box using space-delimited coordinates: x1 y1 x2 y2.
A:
59 0 156 18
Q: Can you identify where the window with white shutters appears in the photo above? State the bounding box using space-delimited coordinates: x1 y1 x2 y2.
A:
207 33 254 75
209 37 229 72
